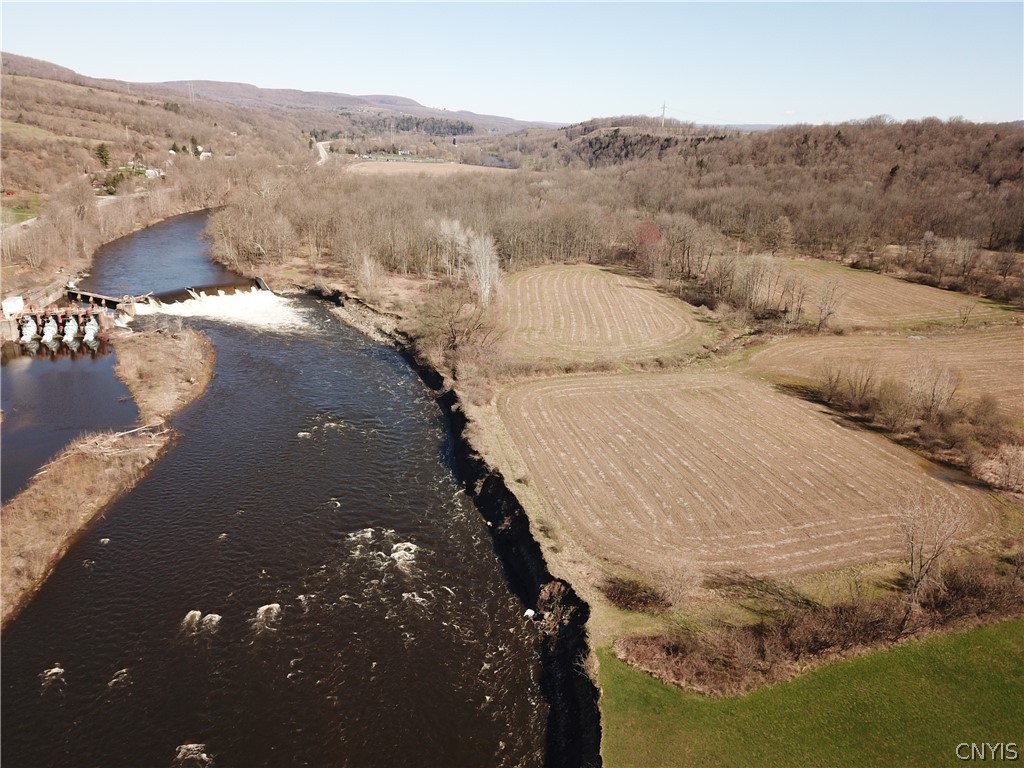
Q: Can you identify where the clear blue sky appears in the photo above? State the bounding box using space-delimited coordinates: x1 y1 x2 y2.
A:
2 2 1021 125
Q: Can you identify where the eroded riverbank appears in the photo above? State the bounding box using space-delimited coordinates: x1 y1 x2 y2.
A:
308 282 603 768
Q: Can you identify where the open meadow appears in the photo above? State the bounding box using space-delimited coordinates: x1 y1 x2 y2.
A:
347 159 512 176
599 619 1024 768
779 258 1011 328
501 264 713 363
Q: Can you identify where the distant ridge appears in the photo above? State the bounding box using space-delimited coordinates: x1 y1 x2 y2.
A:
1 51 554 133
149 80 553 132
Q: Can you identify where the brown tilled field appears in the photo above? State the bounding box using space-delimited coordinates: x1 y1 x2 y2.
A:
497 372 998 580
347 160 511 176
779 258 1011 328
501 264 711 362
747 326 1024 420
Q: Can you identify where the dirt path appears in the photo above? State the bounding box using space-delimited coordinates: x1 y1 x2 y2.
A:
316 140 329 166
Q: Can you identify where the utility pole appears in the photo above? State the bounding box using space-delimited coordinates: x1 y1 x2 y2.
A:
661 103 666 130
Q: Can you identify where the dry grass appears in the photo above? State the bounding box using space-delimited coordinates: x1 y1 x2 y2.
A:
779 258 1012 329
746 326 1024 421
0 327 215 627
113 322 215 423
496 372 1001 581
347 160 512 176
501 263 713 363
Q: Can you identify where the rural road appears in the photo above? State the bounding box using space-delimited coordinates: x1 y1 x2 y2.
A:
316 141 329 166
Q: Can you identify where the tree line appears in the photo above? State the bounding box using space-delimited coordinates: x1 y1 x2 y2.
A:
463 117 1024 254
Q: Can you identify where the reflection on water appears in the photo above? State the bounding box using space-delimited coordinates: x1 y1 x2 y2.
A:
1 339 137 503
79 210 238 297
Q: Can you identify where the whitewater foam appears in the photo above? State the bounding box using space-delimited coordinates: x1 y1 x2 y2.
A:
251 603 282 633
174 743 214 766
390 542 419 572
133 288 310 331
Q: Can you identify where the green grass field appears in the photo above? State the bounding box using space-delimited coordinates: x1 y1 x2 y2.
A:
599 619 1024 768
1 190 41 224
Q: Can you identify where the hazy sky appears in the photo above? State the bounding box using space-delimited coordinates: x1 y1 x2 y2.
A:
2 2 1021 125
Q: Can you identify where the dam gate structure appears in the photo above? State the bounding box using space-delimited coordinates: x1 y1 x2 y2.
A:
1 277 272 348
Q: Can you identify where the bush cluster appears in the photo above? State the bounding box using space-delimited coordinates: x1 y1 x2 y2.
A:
619 557 1024 696
817 359 1024 490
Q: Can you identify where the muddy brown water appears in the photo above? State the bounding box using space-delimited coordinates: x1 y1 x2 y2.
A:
1 211 546 767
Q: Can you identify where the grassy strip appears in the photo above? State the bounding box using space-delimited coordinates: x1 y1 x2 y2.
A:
0 327 214 627
598 618 1024 768
1 190 42 224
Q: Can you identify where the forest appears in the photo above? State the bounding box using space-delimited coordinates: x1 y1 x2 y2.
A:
198 116 1023 311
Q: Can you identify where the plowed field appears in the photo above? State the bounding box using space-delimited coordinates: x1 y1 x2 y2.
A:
498 373 996 578
747 327 1024 420
348 160 510 176
780 259 1011 328
501 264 710 361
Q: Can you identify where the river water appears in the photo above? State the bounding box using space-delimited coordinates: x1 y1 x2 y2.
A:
1 212 547 767
1 341 137 503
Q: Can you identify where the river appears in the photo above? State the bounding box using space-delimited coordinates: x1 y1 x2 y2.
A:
0 340 137 503
1 212 547 767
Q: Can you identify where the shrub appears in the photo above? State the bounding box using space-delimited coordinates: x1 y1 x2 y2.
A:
601 576 671 613
618 559 1024 696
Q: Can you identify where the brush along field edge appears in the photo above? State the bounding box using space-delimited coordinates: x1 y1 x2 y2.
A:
1 329 214 627
746 325 1024 421
495 371 1005 583
597 618 1024 768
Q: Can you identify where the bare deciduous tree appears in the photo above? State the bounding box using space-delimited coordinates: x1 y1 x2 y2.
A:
843 358 879 411
466 230 500 307
780 274 808 326
909 363 962 423
957 301 976 328
875 377 915 431
412 285 503 356
894 494 968 634
760 214 793 256
815 279 843 332
819 358 845 402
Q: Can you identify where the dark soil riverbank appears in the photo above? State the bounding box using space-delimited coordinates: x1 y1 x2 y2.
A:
308 283 603 768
